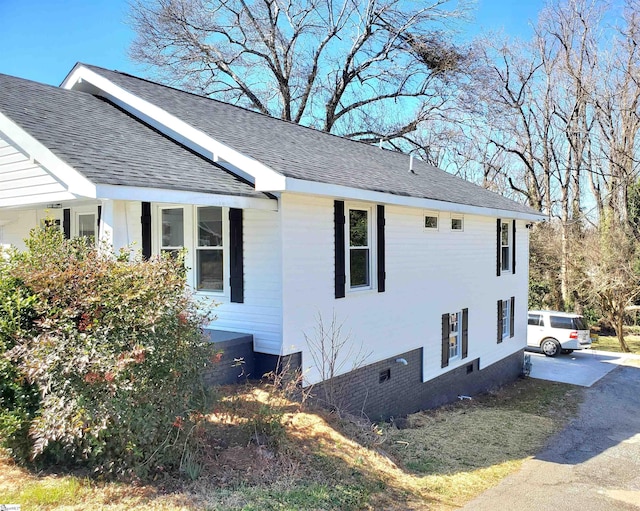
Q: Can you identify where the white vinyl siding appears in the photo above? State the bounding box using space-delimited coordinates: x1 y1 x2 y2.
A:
280 194 528 385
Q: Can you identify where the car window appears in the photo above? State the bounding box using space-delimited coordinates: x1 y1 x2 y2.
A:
573 317 588 330
528 314 542 326
550 315 586 329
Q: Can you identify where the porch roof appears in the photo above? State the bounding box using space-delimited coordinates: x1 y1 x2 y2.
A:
0 73 270 202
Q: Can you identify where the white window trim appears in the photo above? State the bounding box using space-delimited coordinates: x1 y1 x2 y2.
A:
72 206 99 243
153 204 229 296
502 299 511 340
423 210 439 231
345 202 376 293
449 311 462 361
451 214 464 231
501 220 511 272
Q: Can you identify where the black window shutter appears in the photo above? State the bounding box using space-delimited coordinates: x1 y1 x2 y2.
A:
377 204 386 293
229 208 244 303
512 220 516 274
441 313 450 368
462 308 469 359
334 201 346 299
141 202 152 260
497 299 503 343
63 208 71 239
97 205 102 236
510 296 515 338
496 218 502 276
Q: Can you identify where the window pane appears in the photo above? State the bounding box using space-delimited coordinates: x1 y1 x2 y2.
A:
425 215 438 229
502 222 509 245
78 214 95 238
350 248 370 287
451 218 463 230
528 314 541 326
502 301 509 337
550 316 575 329
502 246 510 270
198 207 223 247
349 209 368 247
197 250 223 291
162 209 184 247
573 317 588 330
449 313 459 358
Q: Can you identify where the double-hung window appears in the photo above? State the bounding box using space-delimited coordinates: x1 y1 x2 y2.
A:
497 219 516 276
501 221 511 271
334 201 384 298
441 308 468 368
502 299 510 339
158 205 226 293
348 207 372 289
196 207 224 292
497 297 515 342
449 312 461 360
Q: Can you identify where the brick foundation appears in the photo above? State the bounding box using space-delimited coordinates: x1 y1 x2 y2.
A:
202 330 524 421
310 348 525 420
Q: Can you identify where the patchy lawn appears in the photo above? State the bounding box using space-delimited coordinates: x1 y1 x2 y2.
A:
591 335 640 355
0 378 582 511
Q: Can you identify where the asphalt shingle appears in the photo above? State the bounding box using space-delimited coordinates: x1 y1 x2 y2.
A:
81 64 539 216
0 73 267 199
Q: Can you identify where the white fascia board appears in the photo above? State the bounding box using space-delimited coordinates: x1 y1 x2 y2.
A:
0 113 97 198
62 67 286 191
0 191 79 208
283 177 546 222
95 184 278 211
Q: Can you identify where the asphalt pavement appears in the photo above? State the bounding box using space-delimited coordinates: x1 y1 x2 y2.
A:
461 356 640 510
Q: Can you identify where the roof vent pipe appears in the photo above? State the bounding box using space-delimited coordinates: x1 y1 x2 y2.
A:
409 153 415 174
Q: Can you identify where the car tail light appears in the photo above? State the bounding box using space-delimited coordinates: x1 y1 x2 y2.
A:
569 331 578 339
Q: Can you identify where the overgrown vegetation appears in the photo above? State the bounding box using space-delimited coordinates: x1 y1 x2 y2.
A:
0 227 215 478
0 378 580 510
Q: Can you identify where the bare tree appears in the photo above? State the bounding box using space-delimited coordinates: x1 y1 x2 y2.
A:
590 0 640 225
128 0 472 146
575 225 640 352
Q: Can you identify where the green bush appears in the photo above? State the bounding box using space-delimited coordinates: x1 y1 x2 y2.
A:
0 227 216 478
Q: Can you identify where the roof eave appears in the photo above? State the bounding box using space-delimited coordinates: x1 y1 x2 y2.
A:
95 184 277 211
282 177 545 221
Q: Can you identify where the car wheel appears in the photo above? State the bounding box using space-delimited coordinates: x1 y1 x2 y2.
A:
562 349 574 354
541 338 561 357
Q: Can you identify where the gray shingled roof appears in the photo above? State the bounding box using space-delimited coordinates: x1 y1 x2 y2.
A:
81 64 539 216
0 73 267 199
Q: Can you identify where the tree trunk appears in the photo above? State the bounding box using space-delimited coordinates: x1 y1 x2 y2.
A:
615 313 631 353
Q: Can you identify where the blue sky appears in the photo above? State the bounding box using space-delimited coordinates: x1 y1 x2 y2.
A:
0 0 544 86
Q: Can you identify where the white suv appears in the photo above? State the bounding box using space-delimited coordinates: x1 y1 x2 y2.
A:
527 310 592 357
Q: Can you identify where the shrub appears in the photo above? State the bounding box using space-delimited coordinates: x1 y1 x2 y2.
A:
0 227 216 478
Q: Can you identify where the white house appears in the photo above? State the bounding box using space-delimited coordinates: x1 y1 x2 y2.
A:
0 64 543 419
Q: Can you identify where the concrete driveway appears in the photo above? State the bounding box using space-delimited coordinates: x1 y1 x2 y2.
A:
528 349 640 386
462 362 640 510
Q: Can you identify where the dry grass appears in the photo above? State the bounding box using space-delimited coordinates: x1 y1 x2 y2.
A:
0 378 581 511
592 335 640 355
